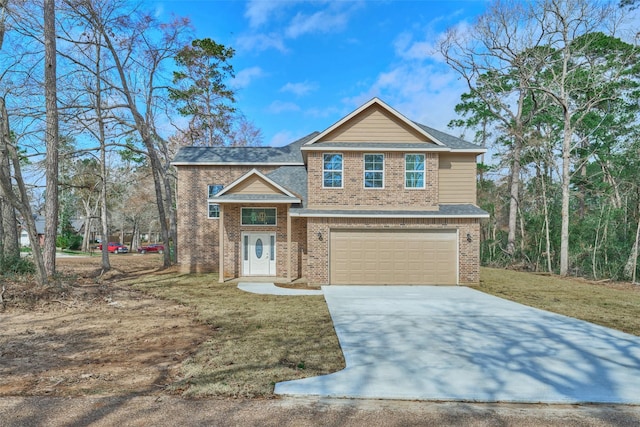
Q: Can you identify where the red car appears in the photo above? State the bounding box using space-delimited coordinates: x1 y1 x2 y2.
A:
97 242 129 254
137 243 165 254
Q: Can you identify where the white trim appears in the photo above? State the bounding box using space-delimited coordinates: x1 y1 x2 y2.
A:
289 212 490 219
207 202 220 219
322 153 344 189
242 232 277 276
405 153 426 189
300 145 486 154
303 98 447 147
216 168 300 199
363 153 385 189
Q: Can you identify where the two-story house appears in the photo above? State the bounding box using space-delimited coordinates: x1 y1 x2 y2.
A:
172 98 488 285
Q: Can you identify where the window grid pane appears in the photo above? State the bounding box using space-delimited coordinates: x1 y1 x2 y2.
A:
405 154 425 188
364 154 384 188
208 203 220 219
323 153 343 188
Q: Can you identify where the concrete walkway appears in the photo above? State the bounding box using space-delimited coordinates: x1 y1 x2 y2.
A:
238 282 323 296
275 286 640 404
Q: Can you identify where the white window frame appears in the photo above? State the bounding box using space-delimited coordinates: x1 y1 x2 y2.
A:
208 202 220 219
322 153 344 189
363 153 384 189
405 154 426 189
207 184 224 219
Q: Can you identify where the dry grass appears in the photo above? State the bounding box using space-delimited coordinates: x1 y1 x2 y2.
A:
129 271 345 398
476 267 640 336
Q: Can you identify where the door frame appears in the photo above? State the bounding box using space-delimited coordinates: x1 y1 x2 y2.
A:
242 232 276 276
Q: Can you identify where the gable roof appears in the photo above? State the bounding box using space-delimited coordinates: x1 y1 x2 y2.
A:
171 132 317 166
213 169 301 204
300 97 484 153
304 98 445 146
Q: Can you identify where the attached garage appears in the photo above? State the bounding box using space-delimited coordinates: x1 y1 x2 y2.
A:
329 229 458 285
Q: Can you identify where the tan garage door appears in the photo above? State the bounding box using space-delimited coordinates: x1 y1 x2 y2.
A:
330 229 458 285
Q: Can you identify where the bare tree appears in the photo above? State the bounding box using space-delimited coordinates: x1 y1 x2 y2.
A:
62 0 191 267
43 0 58 277
0 97 47 284
440 0 546 260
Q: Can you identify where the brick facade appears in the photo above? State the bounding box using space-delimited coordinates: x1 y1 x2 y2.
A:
175 165 278 273
173 99 486 284
306 151 439 210
219 204 306 280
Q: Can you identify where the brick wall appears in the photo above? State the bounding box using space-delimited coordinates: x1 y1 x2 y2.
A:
306 151 439 210
305 217 480 285
175 165 278 273
219 204 306 279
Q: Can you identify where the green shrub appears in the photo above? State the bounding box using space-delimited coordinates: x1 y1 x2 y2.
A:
0 255 35 275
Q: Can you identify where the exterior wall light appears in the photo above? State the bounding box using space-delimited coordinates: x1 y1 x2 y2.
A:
317 231 323 241
466 233 472 243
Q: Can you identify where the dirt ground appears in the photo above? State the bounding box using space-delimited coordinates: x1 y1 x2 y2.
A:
2 255 640 426
0 254 213 397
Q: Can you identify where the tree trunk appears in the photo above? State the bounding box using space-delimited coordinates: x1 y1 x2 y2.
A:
43 0 59 277
624 207 640 283
559 118 572 276
0 111 19 266
0 97 47 285
507 141 522 258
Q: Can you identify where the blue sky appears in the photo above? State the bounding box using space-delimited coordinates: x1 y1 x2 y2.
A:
146 0 488 146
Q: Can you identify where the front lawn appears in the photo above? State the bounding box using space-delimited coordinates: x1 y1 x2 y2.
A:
131 272 345 398
476 267 640 336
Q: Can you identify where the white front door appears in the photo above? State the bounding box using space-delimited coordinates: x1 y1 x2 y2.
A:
243 233 276 276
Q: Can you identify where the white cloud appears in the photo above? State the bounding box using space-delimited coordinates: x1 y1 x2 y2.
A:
245 1 290 28
236 33 288 54
267 100 301 114
240 1 362 53
231 66 264 89
269 130 297 147
280 81 318 96
285 9 349 38
347 61 468 133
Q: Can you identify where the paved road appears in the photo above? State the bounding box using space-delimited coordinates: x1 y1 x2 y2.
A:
276 286 640 403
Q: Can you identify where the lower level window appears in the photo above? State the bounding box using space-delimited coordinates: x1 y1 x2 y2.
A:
241 208 277 225
208 203 220 219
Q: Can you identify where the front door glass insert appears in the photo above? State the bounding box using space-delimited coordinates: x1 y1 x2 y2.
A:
255 238 263 258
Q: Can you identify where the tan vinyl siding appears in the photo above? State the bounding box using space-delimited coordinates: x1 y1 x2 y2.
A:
438 153 477 204
322 105 432 143
227 175 282 195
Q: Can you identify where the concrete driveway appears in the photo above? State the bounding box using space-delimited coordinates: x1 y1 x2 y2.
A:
275 286 640 404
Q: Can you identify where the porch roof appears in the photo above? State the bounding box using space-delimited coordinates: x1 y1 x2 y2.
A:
289 204 490 218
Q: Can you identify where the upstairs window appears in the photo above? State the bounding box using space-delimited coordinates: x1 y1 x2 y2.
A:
208 184 223 219
208 184 224 198
363 154 384 188
323 153 343 188
405 154 425 188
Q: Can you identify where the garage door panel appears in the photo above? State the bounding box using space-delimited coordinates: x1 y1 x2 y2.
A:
330 230 457 285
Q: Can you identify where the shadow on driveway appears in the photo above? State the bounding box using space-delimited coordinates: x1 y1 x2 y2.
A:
276 286 640 403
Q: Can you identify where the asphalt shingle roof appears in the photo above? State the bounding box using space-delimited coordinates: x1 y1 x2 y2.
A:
266 166 308 205
172 132 317 164
413 122 483 150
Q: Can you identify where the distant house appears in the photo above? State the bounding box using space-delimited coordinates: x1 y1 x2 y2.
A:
172 98 489 285
19 216 45 247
